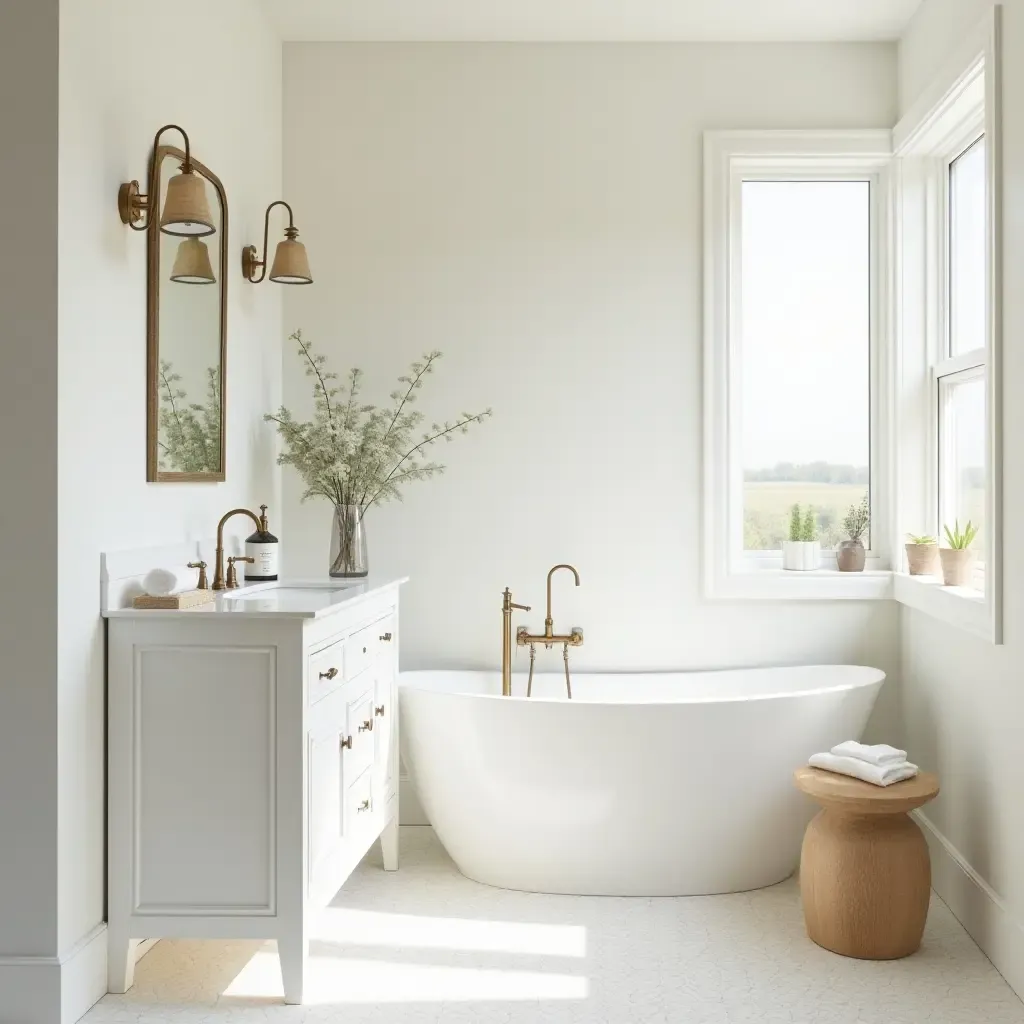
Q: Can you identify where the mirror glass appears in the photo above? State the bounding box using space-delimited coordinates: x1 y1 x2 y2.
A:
148 146 226 481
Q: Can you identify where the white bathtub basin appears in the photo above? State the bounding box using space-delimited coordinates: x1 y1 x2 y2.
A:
400 665 885 896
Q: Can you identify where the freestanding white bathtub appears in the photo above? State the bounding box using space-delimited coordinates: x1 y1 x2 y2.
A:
400 666 885 896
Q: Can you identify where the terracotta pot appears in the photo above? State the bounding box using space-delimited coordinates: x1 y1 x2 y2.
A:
836 539 866 572
782 540 820 571
939 548 976 587
905 542 940 576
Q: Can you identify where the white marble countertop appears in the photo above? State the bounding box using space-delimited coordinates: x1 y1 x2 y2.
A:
102 577 407 620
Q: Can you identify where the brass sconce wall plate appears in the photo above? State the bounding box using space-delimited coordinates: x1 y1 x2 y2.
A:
242 200 313 285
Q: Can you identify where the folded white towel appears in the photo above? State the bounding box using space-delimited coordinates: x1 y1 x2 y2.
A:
830 741 909 767
809 751 919 787
143 567 192 597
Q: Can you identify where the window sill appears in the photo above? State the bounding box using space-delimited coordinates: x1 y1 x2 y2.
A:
892 572 992 640
707 569 893 601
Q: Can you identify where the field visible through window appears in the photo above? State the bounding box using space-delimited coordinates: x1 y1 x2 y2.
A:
743 465 868 551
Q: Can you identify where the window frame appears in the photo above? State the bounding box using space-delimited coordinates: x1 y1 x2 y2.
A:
703 130 894 600
891 7 1002 642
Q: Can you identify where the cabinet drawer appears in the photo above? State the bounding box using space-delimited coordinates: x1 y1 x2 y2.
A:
342 686 375 780
373 665 396 797
345 768 374 832
309 638 346 705
346 615 396 681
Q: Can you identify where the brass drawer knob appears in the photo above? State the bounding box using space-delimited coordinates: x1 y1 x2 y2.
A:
374 704 385 717
379 632 393 642
340 735 352 750
319 666 339 680
357 798 371 812
359 719 373 733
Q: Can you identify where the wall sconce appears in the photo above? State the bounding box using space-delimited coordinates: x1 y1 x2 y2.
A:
118 124 216 237
241 201 312 284
170 238 216 284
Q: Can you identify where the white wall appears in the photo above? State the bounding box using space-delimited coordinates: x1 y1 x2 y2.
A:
281 43 901 687
0 2 282 1020
897 0 1024 998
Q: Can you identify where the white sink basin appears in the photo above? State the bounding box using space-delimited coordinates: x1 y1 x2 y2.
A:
224 585 351 601
216 580 374 616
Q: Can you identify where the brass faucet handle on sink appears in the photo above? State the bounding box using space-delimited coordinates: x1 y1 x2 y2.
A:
226 555 254 589
187 560 209 590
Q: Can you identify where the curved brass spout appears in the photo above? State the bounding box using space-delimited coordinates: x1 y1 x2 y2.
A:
545 564 580 636
212 507 263 590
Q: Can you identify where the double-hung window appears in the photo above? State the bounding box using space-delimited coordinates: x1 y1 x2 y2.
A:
703 131 892 599
892 11 1002 642
938 135 987 586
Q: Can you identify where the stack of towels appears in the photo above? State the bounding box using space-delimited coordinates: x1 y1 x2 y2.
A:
809 741 918 787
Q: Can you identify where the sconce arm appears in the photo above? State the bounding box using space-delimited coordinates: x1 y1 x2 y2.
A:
152 124 193 172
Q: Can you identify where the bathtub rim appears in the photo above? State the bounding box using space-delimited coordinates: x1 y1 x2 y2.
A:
399 664 886 706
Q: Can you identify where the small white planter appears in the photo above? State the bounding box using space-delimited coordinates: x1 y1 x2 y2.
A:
782 540 820 571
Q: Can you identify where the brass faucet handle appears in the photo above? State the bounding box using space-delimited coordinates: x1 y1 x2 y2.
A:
570 627 584 645
226 555 254 589
187 561 209 590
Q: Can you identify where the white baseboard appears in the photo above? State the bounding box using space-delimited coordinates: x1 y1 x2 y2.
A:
60 924 107 1024
915 810 1024 999
0 923 106 1024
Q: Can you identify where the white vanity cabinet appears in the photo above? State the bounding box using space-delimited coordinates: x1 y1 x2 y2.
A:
104 578 404 1005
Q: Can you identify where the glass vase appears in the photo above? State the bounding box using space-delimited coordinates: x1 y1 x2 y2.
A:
329 504 368 578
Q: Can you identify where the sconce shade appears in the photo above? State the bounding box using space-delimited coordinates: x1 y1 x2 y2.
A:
160 169 215 237
269 236 313 284
170 237 216 284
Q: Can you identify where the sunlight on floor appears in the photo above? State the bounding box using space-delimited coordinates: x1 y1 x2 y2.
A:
315 907 587 957
222 947 589 1004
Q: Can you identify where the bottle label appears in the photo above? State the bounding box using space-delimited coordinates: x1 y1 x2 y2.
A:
245 542 279 579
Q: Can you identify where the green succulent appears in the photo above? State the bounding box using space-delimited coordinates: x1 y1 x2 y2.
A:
907 533 937 545
943 520 979 550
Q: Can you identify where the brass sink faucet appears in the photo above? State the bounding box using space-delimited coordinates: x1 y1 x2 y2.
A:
212 507 264 590
500 564 584 698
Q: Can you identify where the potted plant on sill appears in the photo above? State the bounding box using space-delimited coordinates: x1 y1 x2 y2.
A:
783 503 820 571
266 332 491 578
940 520 979 587
905 533 940 576
837 494 869 572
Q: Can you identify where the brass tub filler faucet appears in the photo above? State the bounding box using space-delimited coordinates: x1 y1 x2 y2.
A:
501 564 584 698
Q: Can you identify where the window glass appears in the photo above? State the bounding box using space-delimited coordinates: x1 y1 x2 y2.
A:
740 181 871 551
949 137 986 356
940 371 985 569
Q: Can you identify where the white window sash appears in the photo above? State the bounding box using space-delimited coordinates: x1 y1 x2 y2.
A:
703 130 893 599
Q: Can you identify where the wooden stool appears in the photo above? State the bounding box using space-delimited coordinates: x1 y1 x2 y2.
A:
794 766 940 960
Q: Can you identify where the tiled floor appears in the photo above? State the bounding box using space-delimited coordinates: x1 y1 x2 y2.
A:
83 827 1024 1024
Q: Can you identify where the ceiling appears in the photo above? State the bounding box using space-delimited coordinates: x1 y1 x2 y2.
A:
261 0 923 43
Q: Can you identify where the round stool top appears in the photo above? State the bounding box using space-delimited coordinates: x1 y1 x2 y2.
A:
794 766 939 815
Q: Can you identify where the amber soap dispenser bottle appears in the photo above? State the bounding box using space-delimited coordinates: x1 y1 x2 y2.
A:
245 504 279 582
